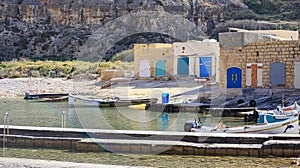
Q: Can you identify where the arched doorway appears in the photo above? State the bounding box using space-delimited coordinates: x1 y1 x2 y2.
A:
270 62 286 87
156 60 166 77
139 60 150 78
227 67 242 88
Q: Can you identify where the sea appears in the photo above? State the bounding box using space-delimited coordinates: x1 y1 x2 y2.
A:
0 98 296 167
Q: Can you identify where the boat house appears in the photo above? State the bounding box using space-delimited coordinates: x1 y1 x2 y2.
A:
134 40 220 82
173 40 220 82
134 43 174 79
218 28 300 89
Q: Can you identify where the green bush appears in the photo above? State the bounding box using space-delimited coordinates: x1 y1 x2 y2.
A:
0 59 133 78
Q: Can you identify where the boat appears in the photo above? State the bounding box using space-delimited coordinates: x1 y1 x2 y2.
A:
184 113 299 134
68 93 155 107
282 101 300 112
24 92 69 102
237 90 272 107
242 101 300 123
255 102 300 124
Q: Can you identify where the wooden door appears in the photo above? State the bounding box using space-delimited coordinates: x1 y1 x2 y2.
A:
251 64 258 87
177 57 189 76
156 60 166 77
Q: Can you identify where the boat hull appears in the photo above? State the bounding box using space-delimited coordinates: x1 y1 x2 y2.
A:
68 94 152 108
190 114 299 134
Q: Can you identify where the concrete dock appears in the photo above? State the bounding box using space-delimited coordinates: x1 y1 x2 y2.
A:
146 103 255 117
0 157 148 168
1 125 300 157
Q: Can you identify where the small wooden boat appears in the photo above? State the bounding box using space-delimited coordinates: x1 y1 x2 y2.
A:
255 102 300 124
68 93 155 107
257 111 297 124
24 93 69 102
283 102 300 112
24 93 69 99
185 113 299 134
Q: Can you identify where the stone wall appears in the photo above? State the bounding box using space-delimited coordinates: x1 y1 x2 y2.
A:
134 43 174 78
219 40 300 89
100 69 134 81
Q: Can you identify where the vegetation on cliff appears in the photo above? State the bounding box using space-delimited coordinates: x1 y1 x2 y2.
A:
243 0 300 20
0 59 133 78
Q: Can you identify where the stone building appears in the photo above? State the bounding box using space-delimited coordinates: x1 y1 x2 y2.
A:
219 28 300 89
134 43 174 78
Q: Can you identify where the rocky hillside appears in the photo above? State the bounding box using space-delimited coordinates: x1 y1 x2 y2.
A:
0 0 298 61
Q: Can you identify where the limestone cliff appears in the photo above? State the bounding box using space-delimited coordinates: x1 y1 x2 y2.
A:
0 0 247 61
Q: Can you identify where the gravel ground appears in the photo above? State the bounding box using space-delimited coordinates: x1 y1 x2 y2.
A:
0 78 96 98
0 78 204 103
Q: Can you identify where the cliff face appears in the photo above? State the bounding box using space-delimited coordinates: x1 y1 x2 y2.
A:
0 0 246 61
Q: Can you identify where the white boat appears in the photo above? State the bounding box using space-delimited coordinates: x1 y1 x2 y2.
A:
283 101 300 112
255 102 300 124
68 93 153 107
68 93 110 107
185 113 299 134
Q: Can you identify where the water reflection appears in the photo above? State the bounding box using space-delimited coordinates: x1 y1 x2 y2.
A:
0 98 247 131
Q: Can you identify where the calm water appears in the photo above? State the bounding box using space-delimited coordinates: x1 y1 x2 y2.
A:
0 98 295 167
0 98 246 131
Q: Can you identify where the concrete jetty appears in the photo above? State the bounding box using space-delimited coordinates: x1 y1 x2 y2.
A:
1 125 300 157
146 103 255 117
0 157 148 168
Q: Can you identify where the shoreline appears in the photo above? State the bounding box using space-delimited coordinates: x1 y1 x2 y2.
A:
0 78 203 103
0 77 97 98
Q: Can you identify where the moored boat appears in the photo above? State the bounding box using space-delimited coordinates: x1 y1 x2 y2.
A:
255 102 300 124
24 92 69 102
184 113 299 134
68 93 154 107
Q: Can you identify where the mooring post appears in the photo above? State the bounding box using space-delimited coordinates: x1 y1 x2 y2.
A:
3 111 8 157
61 111 65 128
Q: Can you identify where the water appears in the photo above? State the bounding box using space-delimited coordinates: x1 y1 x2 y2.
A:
0 98 295 167
0 98 247 131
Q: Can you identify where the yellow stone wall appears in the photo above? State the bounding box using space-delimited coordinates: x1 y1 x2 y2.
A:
219 40 300 88
134 43 174 78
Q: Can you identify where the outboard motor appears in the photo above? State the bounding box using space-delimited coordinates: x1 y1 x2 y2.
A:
184 119 199 132
184 122 194 132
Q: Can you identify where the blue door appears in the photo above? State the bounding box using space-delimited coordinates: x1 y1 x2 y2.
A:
227 67 242 88
200 57 212 78
156 60 166 77
270 62 286 87
177 57 189 76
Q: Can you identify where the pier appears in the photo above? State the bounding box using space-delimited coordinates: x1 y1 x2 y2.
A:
146 103 255 117
1 125 300 157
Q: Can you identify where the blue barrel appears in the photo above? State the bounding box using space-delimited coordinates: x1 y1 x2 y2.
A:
162 93 169 104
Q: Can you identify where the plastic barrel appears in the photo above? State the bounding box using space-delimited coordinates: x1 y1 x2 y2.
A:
162 93 169 104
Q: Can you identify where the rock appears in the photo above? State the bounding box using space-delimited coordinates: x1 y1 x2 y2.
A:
0 0 247 61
